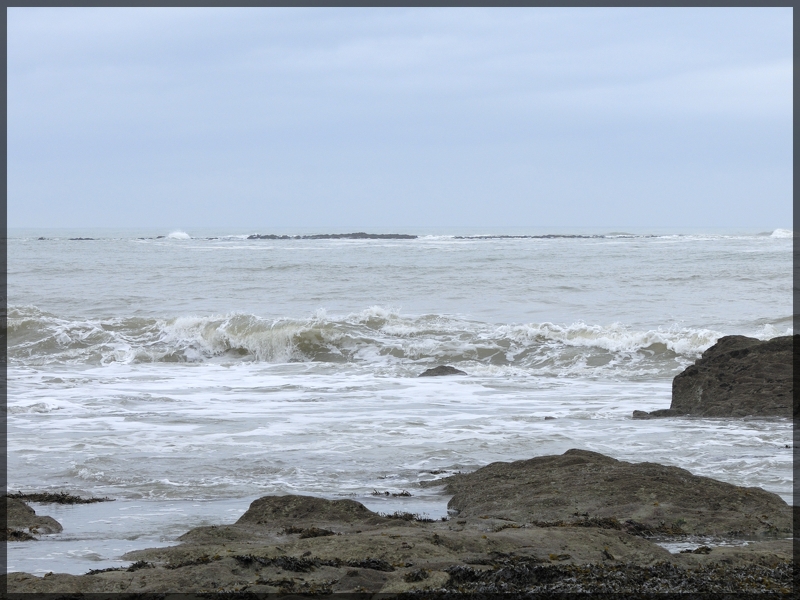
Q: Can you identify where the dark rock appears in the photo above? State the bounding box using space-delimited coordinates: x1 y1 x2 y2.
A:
6 486 793 593
304 232 416 240
632 409 685 419
671 335 794 417
5 497 63 536
443 448 791 537
236 495 388 528
418 365 467 377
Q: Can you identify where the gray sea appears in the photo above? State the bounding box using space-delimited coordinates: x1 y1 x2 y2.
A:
5 226 794 575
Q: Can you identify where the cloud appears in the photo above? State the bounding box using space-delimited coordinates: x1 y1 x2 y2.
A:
6 7 793 228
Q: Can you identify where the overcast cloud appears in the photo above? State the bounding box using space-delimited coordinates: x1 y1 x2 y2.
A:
7 7 793 230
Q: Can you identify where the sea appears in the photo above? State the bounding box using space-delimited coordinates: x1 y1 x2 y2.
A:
5 226 794 575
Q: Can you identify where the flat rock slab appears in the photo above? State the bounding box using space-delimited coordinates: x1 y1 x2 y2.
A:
671 335 794 418
443 449 791 537
5 448 794 593
5 515 791 594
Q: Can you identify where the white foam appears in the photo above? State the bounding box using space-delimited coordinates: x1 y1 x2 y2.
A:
753 323 793 339
166 230 191 240
770 228 793 238
500 321 719 357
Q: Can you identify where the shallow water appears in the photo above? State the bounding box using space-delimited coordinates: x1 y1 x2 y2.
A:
6 227 793 575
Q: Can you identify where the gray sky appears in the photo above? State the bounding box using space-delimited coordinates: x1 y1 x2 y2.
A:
7 7 793 230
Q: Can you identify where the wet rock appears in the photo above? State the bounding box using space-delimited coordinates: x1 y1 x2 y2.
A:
670 335 794 417
8 527 791 595
5 497 63 536
5 486 792 594
631 409 684 419
418 365 467 377
443 449 791 537
236 494 391 529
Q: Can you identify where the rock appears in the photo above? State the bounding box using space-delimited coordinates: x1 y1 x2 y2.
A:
5 497 63 536
418 365 467 377
670 335 794 417
236 495 391 529
5 477 793 594
443 449 791 537
631 409 684 419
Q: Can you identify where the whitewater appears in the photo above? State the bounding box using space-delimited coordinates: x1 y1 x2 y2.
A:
5 227 794 575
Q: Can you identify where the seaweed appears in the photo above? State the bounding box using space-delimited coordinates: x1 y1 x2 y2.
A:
528 516 686 537
165 554 220 569
280 526 336 538
300 527 336 539
4 528 37 541
234 554 395 573
345 558 395 572
87 560 154 575
680 545 713 554
372 489 413 497
6 491 113 504
404 568 430 583
434 558 793 594
381 511 435 523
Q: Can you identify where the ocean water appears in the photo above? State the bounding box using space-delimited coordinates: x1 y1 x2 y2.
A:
5 227 794 575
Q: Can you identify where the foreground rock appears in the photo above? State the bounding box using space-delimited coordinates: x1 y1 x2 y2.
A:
633 335 794 419
4 451 792 594
5 497 63 539
419 365 467 377
442 449 791 537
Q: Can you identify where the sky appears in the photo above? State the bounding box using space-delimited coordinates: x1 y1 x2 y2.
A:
6 7 793 230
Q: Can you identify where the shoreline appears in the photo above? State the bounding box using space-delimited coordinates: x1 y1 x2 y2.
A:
5 449 794 594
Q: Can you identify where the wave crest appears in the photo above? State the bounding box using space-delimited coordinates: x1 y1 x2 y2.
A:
8 305 789 378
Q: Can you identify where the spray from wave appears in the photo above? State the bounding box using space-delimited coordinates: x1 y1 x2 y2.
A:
167 230 191 240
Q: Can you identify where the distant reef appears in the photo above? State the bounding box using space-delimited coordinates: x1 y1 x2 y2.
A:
247 232 417 240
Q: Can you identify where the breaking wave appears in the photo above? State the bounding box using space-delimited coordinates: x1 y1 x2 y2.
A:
9 305 790 378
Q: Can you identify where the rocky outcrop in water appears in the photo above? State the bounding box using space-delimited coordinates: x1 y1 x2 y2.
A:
633 335 794 419
631 409 683 419
418 366 467 377
5 497 63 539
247 232 417 240
5 450 792 594
671 335 794 417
